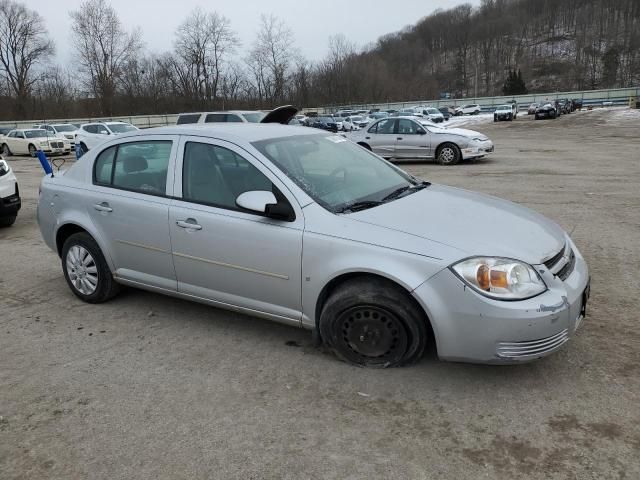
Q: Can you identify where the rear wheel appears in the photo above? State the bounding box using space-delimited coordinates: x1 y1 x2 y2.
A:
61 232 120 303
319 277 428 368
436 142 461 165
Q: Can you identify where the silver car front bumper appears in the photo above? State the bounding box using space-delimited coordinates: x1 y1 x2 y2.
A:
412 242 590 364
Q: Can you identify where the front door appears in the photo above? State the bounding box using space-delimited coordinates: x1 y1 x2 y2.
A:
84 137 178 290
395 119 430 158
169 137 304 323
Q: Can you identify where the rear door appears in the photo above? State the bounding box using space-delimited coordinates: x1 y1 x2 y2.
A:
169 136 304 323
84 136 179 290
365 119 397 158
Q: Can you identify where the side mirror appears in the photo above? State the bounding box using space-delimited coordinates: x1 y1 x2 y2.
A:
99 130 109 135
236 190 295 221
417 128 426 135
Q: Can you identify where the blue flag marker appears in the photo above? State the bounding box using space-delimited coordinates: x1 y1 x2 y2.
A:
36 150 53 176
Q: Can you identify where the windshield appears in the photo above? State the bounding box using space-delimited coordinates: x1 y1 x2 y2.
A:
350 116 365 121
25 130 48 138
107 123 137 133
52 124 76 132
253 134 419 213
243 112 266 123
497 106 511 111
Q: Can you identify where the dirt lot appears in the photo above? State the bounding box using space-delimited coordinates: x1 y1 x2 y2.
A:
1 109 639 480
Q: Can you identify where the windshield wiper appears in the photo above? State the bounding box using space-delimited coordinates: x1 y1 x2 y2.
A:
382 181 431 202
336 200 384 214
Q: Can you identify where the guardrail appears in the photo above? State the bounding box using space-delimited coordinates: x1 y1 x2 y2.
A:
0 86 637 129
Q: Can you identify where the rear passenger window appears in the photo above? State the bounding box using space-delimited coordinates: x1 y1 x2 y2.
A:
94 146 116 185
93 141 172 196
177 114 201 125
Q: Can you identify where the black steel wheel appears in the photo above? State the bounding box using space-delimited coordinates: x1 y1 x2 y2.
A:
319 276 428 368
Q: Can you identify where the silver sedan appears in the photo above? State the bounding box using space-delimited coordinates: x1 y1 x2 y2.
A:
349 116 494 164
37 124 589 366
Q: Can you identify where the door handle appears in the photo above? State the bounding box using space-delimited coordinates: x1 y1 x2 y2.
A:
93 202 112 212
176 219 202 230
365 136 370 139
397 137 403 140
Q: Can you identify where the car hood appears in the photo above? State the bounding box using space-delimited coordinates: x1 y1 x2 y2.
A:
349 184 566 265
436 127 488 140
261 105 298 124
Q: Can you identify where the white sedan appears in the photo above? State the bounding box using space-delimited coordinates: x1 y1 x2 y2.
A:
0 156 21 227
76 121 138 152
1 129 71 157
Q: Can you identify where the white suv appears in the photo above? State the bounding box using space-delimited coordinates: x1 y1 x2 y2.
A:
176 111 266 125
0 156 20 227
76 122 138 152
455 104 482 116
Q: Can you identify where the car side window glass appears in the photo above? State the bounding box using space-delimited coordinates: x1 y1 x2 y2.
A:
111 141 172 195
398 119 418 134
376 119 396 134
177 114 201 125
182 142 273 211
94 146 117 185
204 114 225 123
226 114 243 122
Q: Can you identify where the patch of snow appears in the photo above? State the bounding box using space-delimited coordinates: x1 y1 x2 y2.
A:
445 113 494 127
603 107 640 125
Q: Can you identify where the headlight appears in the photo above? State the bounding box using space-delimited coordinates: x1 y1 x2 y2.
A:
451 257 546 300
40 141 48 146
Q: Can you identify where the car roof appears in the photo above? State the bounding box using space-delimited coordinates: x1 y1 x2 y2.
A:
103 123 328 144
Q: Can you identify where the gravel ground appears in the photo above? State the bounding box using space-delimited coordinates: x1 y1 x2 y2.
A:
1 108 639 480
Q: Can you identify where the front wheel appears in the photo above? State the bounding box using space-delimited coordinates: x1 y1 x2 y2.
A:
62 232 120 303
80 142 89 153
436 142 461 165
319 277 428 367
1 143 10 156
0 215 16 227
28 144 37 157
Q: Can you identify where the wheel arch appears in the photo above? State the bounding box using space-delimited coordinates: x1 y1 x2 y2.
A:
313 271 437 353
54 220 115 272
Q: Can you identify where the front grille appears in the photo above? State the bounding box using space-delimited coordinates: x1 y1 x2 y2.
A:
557 249 576 281
49 141 64 148
497 329 569 359
544 247 565 270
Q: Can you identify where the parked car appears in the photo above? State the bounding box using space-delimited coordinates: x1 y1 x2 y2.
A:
350 116 494 164
506 100 519 119
1 129 71 157
438 106 455 121
310 116 339 132
494 105 515 122
571 99 583 111
36 124 589 366
557 99 572 114
369 112 390 120
527 103 539 115
176 110 266 125
455 104 481 116
534 104 557 120
75 122 138 152
33 123 79 148
0 127 12 138
343 115 370 131
417 107 445 123
0 156 20 227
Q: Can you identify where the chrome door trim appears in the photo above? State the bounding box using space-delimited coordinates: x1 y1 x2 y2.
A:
172 251 290 280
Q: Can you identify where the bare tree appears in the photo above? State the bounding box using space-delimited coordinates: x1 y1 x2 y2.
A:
0 0 54 117
247 14 297 106
174 8 239 108
69 0 142 115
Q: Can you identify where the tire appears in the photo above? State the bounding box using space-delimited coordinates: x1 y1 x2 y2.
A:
357 142 372 151
80 142 88 153
493 116 497 122
1 143 10 156
0 215 16 227
28 144 37 157
61 232 120 303
319 277 428 368
436 142 461 165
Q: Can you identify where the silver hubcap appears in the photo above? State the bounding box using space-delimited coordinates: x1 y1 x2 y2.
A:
66 245 98 295
440 147 455 163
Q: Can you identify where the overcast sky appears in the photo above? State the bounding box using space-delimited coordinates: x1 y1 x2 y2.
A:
29 0 479 64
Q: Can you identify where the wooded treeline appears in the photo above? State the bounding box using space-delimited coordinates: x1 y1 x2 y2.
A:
1 0 638 121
